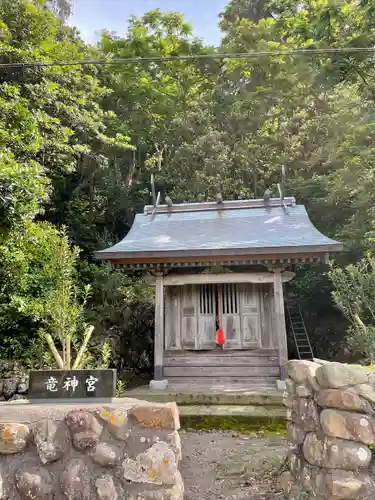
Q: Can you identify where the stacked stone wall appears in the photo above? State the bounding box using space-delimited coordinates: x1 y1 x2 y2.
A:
281 359 375 500
0 399 183 499
0 361 28 401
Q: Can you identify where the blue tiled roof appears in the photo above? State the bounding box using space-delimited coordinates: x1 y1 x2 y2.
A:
96 198 342 260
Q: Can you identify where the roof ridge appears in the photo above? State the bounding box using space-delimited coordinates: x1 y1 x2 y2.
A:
143 197 296 215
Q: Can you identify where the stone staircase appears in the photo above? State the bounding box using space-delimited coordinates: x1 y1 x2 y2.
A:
125 384 285 432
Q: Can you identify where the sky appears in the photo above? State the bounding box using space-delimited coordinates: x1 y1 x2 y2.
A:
69 0 229 45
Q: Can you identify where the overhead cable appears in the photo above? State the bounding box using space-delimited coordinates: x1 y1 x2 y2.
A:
1 46 375 68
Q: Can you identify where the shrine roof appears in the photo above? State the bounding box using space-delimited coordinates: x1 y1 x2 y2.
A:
95 197 342 266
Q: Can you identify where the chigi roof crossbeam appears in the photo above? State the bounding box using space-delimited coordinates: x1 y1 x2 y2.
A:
143 197 296 215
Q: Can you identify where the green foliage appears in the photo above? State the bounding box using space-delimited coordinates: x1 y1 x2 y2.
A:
37 228 94 369
0 221 65 363
39 230 83 332
329 255 375 363
98 342 112 369
80 262 154 375
0 0 137 370
116 379 126 397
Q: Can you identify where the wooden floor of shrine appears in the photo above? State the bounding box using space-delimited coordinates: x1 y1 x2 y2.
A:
126 349 282 405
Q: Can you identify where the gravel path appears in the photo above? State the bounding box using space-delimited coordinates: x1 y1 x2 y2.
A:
181 431 286 500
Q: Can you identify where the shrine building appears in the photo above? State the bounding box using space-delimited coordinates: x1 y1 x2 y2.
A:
96 196 342 391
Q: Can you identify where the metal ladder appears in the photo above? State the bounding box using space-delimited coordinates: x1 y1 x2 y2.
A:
286 302 314 360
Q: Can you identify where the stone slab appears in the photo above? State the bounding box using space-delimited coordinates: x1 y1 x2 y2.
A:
149 379 168 391
276 380 287 391
130 403 180 430
0 398 143 423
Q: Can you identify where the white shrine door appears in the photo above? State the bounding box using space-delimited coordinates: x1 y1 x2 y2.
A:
239 283 262 348
177 282 262 350
197 284 216 349
179 284 217 350
220 283 242 349
180 284 198 349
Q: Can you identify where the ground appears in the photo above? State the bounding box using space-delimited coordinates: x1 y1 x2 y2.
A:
181 431 285 500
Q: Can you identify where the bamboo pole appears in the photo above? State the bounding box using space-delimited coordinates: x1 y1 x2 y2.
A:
73 325 94 369
45 334 64 369
66 335 71 370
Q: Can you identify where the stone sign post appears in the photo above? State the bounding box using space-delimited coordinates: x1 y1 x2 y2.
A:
28 369 116 400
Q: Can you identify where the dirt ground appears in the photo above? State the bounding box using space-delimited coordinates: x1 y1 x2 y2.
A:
181 431 286 500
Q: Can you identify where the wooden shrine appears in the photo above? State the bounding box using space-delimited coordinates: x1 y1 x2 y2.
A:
96 196 342 390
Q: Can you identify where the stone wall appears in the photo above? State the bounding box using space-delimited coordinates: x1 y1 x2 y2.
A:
0 361 28 401
0 398 183 499
281 359 375 500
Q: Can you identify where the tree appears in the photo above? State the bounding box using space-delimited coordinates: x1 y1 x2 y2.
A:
0 0 133 253
98 10 219 205
215 0 375 357
0 0 131 367
38 229 95 370
45 0 72 20
0 1 157 373
329 255 375 363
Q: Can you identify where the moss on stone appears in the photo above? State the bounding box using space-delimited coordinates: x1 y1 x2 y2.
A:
352 364 375 372
180 414 286 436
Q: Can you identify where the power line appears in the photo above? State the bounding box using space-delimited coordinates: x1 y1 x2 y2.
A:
1 46 375 68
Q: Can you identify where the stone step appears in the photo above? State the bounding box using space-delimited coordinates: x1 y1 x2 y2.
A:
125 386 283 406
179 405 286 417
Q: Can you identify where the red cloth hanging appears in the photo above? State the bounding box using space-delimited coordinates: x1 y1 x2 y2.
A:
216 285 226 345
216 327 225 345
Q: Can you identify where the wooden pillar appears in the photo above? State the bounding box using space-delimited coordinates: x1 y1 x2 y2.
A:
154 275 164 380
273 269 288 380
